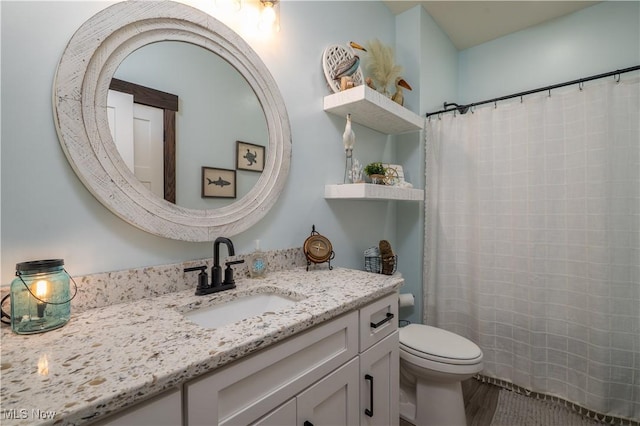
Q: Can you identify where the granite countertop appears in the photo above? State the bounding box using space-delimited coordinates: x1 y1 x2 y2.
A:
0 267 403 425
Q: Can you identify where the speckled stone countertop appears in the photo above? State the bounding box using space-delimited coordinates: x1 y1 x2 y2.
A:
1 267 403 425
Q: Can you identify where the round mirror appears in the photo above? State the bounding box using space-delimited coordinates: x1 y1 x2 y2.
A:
53 1 291 242
109 40 268 210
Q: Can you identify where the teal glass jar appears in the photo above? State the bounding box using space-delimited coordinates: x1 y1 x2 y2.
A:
9 259 75 334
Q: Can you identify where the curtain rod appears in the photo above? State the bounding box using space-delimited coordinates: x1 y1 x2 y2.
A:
425 65 640 118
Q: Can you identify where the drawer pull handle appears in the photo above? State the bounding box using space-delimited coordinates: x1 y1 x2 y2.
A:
365 374 374 417
370 312 394 329
304 422 314 426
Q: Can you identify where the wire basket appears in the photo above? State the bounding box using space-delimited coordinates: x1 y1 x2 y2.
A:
364 247 397 275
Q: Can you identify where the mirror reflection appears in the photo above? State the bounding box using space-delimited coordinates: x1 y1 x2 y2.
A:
107 41 268 210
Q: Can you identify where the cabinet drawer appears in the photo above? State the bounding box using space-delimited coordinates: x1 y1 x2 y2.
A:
90 388 181 426
359 292 398 352
185 311 358 426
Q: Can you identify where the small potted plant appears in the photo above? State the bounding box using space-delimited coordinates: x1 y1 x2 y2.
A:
364 162 386 184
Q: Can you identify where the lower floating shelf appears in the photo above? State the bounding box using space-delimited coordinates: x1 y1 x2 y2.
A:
324 184 424 201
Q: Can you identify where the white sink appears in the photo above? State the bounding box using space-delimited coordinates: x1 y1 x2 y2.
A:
184 293 298 329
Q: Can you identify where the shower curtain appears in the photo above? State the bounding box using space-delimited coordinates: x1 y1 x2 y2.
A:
424 76 639 421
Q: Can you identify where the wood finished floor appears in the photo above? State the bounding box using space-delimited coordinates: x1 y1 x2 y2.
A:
400 378 501 426
462 378 501 426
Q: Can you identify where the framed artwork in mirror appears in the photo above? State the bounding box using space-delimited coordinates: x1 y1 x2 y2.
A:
236 141 265 172
202 167 236 198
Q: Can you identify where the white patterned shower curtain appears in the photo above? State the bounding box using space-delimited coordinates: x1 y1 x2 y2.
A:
424 77 639 421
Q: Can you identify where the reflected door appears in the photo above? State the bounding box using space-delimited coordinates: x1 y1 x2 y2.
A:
132 103 164 197
108 89 164 199
107 90 134 171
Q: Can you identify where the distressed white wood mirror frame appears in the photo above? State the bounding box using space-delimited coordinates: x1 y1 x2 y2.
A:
53 1 291 242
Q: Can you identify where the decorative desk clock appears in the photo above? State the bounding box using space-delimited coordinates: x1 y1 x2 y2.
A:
303 225 335 271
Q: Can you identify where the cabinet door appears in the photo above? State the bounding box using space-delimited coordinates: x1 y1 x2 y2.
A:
297 358 360 426
360 332 399 426
252 398 296 426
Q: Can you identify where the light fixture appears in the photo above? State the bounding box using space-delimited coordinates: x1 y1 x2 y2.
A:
258 0 280 33
1 259 77 334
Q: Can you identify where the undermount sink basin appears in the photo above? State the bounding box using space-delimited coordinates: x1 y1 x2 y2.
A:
184 293 298 329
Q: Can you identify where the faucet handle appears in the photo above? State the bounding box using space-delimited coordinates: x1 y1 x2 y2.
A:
223 259 245 286
184 266 206 273
184 265 210 295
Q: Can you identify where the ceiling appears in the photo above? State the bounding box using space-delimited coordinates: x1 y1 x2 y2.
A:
383 1 600 50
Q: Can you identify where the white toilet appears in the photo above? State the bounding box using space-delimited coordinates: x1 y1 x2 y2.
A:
399 324 484 426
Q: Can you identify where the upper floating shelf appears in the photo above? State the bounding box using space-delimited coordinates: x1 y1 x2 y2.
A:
323 85 423 134
325 184 424 201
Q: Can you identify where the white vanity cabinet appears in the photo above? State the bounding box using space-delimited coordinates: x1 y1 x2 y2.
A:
252 358 360 426
359 293 400 426
295 358 361 425
90 387 182 426
252 398 296 425
359 335 399 426
184 291 399 426
185 310 359 425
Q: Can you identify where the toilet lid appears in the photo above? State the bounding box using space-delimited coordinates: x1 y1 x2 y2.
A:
399 324 482 363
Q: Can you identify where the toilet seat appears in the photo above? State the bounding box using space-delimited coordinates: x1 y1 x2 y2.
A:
399 324 483 365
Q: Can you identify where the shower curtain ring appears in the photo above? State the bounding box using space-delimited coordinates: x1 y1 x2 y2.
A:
615 73 621 83
579 81 584 91
548 89 552 97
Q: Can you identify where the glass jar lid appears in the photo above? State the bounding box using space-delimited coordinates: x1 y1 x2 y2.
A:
16 259 64 274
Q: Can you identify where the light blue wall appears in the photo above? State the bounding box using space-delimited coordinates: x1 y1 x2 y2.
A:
458 1 640 104
0 1 397 284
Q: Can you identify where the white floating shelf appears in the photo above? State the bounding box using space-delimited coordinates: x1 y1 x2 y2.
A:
323 85 423 134
325 184 424 201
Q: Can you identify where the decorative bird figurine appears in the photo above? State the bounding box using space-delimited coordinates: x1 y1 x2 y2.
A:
391 77 412 106
343 113 355 153
332 41 367 81
343 113 356 183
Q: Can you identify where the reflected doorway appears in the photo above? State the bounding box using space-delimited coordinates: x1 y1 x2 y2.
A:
107 78 178 203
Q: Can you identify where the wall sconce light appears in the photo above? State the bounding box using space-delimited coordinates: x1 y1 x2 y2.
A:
258 0 280 33
1 259 77 334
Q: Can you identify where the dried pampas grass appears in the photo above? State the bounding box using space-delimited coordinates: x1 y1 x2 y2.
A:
365 39 403 96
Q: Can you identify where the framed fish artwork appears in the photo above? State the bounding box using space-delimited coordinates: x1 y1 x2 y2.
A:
202 167 236 198
236 141 265 172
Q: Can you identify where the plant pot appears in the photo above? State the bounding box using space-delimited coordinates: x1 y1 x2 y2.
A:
369 174 385 184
